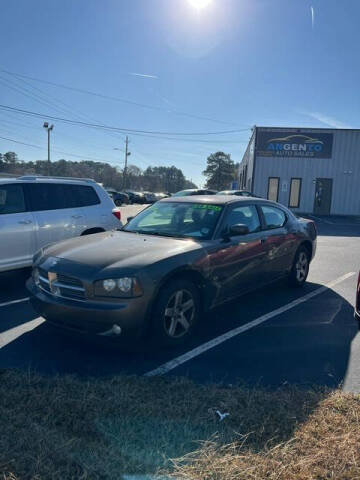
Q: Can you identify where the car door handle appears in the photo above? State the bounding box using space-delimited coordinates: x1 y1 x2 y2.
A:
18 220 32 225
260 237 268 244
71 215 83 219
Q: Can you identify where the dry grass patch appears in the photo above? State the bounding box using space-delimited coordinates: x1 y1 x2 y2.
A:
167 393 360 480
0 369 359 479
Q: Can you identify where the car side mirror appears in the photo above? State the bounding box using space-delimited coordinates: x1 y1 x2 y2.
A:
127 216 134 223
228 224 249 236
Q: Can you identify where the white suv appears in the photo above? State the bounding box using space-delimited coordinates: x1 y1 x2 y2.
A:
0 175 122 272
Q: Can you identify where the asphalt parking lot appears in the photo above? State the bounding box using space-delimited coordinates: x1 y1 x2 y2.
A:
1 206 360 391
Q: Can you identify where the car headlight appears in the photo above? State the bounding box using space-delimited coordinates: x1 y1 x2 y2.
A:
94 277 143 298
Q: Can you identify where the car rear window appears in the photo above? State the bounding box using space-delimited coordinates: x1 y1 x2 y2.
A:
0 184 26 214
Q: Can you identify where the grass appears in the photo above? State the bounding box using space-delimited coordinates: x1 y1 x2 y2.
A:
1 369 360 479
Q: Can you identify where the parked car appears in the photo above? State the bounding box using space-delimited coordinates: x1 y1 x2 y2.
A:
154 192 169 200
216 189 255 197
125 191 146 204
0 175 122 272
172 189 217 197
355 272 360 324
143 192 157 203
27 196 316 347
106 189 129 206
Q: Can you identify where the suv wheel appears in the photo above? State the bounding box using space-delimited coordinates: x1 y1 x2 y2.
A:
288 246 310 287
152 279 200 346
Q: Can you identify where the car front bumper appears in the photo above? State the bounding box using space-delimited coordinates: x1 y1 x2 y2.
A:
26 278 150 339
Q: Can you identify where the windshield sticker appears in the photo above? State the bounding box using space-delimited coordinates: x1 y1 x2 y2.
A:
192 204 221 211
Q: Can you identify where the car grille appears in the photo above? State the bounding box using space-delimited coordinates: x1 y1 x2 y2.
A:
38 268 85 300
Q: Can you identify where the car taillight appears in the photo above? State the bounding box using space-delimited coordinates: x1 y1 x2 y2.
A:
112 209 121 221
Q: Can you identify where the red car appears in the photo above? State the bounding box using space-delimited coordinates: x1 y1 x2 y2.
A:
355 272 360 323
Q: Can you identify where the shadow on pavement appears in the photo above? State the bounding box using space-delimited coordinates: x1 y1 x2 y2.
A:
0 268 31 303
0 280 357 391
300 214 360 237
174 285 358 388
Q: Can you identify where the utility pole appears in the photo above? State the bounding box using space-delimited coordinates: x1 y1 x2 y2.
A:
43 122 54 175
123 136 131 190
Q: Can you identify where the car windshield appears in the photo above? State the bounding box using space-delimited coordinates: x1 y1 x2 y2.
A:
123 201 223 239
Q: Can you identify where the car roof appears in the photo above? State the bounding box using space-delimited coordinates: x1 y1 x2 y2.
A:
0 176 96 185
160 195 267 205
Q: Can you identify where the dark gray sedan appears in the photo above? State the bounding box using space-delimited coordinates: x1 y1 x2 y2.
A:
27 196 317 347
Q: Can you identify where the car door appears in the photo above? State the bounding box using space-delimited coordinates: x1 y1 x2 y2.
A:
0 183 36 271
206 203 267 303
257 204 295 281
26 182 85 249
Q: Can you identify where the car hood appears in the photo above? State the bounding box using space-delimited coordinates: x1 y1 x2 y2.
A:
43 231 203 272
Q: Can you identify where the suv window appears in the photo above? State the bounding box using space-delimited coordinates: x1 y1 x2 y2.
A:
27 183 100 211
71 185 100 207
221 204 261 234
28 183 68 211
0 184 26 214
261 205 286 229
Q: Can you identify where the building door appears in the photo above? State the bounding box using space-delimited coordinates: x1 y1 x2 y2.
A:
313 178 333 215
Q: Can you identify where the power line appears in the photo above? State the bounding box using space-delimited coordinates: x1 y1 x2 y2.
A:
1 68 236 126
0 104 251 136
0 134 119 163
0 135 42 149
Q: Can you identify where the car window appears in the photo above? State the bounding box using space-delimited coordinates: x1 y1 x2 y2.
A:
124 201 223 239
28 183 68 211
261 205 287 229
221 204 261 234
70 185 100 207
27 183 100 211
0 184 26 214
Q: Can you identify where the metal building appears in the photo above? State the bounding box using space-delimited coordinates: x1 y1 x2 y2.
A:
239 126 360 215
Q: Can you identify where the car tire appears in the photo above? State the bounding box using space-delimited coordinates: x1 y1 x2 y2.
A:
152 279 201 347
114 199 122 207
288 246 310 287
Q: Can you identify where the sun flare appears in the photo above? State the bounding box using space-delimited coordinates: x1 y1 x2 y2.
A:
187 0 213 11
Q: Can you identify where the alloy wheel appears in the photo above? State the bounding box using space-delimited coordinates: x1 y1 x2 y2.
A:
296 251 309 282
163 289 195 338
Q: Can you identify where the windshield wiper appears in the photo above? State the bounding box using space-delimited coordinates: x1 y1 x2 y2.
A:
126 230 185 238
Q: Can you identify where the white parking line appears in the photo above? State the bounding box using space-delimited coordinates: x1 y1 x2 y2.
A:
0 297 29 308
0 317 45 349
145 272 356 377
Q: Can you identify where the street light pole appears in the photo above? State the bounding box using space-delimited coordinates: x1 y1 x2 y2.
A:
43 122 54 175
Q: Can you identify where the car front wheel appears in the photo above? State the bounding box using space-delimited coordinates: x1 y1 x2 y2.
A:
288 246 310 287
152 279 200 347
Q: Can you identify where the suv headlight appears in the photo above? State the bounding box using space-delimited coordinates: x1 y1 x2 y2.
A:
94 277 143 298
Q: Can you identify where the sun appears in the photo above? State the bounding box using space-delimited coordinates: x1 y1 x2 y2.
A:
187 0 213 10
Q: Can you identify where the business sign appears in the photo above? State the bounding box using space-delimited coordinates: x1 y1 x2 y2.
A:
256 131 333 158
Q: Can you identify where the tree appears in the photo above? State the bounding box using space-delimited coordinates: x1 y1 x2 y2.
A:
0 153 195 193
203 152 235 190
3 152 18 164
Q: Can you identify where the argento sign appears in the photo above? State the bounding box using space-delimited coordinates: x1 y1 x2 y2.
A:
256 131 333 158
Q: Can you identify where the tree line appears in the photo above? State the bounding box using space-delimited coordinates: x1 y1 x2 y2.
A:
0 150 239 192
0 152 197 193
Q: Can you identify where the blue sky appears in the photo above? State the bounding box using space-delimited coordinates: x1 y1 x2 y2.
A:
0 0 359 187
